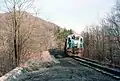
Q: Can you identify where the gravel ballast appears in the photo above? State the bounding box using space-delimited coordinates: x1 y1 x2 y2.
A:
15 58 118 81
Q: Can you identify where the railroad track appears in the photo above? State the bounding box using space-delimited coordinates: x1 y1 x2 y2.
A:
71 56 120 80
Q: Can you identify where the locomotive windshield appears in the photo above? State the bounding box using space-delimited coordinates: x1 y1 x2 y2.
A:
74 36 79 40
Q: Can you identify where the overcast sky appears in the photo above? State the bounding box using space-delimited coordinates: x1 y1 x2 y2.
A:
0 0 116 33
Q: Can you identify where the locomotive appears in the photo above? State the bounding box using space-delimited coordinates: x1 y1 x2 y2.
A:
64 34 84 56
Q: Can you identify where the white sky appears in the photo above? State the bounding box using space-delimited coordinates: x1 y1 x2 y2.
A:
0 0 116 33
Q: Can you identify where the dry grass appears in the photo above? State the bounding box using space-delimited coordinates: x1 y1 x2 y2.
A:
20 51 53 71
0 12 60 76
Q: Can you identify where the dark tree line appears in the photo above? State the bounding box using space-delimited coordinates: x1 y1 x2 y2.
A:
55 28 73 50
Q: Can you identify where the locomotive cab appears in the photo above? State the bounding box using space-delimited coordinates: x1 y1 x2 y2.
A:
64 34 84 57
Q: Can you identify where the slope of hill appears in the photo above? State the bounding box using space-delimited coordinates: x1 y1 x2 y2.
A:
0 11 62 76
0 12 61 53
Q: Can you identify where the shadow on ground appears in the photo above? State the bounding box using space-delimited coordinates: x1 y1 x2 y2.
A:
48 48 67 58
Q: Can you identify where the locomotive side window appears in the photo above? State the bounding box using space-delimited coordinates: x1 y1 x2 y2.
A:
72 35 75 39
68 37 71 42
80 38 83 42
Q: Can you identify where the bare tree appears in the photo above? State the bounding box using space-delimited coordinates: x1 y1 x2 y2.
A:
82 0 120 66
4 0 35 66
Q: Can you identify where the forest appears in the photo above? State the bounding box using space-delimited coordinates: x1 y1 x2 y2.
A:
82 1 120 67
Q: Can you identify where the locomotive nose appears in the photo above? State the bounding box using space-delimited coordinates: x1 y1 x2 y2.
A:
74 41 78 44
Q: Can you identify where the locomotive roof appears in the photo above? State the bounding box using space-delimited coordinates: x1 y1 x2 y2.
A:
67 34 83 39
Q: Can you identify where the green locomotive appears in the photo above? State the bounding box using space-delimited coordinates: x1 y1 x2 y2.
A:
64 34 84 56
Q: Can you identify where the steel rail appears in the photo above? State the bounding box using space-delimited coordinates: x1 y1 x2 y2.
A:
71 56 120 80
